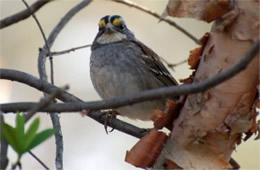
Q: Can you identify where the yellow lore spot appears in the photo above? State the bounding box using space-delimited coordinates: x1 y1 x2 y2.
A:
98 20 106 28
112 18 122 26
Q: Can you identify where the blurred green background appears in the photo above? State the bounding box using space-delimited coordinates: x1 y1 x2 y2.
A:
0 0 259 169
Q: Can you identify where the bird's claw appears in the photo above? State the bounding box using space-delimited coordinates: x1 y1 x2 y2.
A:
103 111 117 134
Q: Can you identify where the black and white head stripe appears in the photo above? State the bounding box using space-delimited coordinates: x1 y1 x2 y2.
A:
98 15 126 29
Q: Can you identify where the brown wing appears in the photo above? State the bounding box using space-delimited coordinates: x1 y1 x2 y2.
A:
131 40 178 86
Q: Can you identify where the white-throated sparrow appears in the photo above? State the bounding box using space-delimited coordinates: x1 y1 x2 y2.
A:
90 15 178 120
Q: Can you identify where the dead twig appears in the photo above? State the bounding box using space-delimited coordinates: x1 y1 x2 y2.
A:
24 85 69 122
160 57 187 71
28 151 49 170
35 1 93 169
49 44 92 56
0 0 53 29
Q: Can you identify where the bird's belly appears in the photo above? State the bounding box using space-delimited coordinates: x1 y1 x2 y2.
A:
91 67 165 120
92 66 142 97
116 101 165 120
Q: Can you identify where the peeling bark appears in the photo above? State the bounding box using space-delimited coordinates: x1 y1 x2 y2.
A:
155 0 259 169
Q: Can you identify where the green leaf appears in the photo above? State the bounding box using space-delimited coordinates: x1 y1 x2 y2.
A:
23 118 40 150
2 123 21 155
25 129 55 151
15 113 25 148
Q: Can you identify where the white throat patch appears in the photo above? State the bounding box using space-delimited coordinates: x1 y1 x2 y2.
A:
96 32 127 44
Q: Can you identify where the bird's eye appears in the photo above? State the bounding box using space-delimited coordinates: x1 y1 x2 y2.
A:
112 18 122 26
98 19 106 28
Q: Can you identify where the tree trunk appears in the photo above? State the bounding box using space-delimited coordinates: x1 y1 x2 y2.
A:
155 0 259 168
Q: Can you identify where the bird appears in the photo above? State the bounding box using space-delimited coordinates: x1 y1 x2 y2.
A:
90 15 178 121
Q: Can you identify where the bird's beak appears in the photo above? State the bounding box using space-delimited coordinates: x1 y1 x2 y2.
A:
105 23 114 34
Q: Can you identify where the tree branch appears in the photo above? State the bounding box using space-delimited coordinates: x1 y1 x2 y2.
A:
112 0 200 45
24 85 69 122
1 36 259 113
21 0 52 58
160 57 187 71
0 69 80 102
0 0 53 29
0 36 259 142
35 1 92 169
49 44 92 56
28 151 49 170
38 0 92 81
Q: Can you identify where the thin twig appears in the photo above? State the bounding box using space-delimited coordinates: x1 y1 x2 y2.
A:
35 1 93 169
0 0 53 29
21 0 62 169
49 44 92 56
28 151 49 170
24 85 68 170
21 0 52 58
167 59 188 68
112 0 201 45
0 69 81 102
24 85 69 122
21 0 54 83
160 57 187 71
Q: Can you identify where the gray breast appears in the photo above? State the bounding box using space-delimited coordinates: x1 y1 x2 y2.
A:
90 41 166 120
90 41 164 98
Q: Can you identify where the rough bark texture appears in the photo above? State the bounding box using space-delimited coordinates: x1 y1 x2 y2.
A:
155 0 259 169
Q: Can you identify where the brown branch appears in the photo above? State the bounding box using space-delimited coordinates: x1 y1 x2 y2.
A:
0 0 53 29
112 0 201 45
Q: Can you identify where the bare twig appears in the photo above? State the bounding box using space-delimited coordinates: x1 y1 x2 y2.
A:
88 111 149 138
35 1 92 169
38 0 92 81
24 85 69 122
0 69 81 102
49 44 92 56
112 0 200 45
160 57 187 71
167 59 188 68
0 114 9 170
0 0 53 29
20 0 60 168
21 0 54 83
21 0 52 58
25 85 68 170
28 151 49 170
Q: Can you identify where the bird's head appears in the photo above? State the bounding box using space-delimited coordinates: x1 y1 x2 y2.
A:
93 15 135 45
